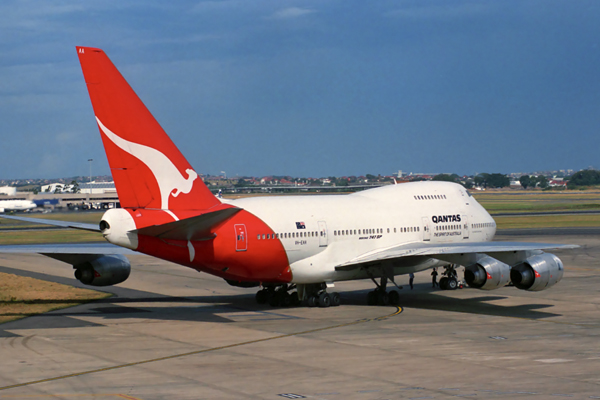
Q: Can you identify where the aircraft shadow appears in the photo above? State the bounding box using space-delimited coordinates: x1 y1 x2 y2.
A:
340 285 561 320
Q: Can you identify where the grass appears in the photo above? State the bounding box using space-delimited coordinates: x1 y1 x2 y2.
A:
0 212 104 244
495 214 600 230
0 272 110 324
473 190 600 214
0 212 109 325
0 230 104 245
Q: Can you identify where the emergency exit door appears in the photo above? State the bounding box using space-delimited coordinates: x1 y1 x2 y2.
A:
234 224 247 251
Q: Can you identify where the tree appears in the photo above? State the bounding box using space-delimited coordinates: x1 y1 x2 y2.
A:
487 173 510 188
567 170 600 189
473 173 489 188
519 175 532 189
70 180 80 193
536 175 549 189
235 178 248 187
432 174 459 183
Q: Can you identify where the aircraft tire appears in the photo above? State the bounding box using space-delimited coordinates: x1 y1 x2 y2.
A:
307 295 318 307
388 290 400 305
367 291 377 306
330 292 341 307
268 292 280 307
290 292 300 306
446 278 458 290
318 292 331 308
377 290 389 306
439 277 448 290
255 289 268 304
280 292 292 307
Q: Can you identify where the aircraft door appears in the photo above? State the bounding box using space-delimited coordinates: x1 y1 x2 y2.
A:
462 214 469 239
234 224 247 251
421 217 431 241
318 221 328 247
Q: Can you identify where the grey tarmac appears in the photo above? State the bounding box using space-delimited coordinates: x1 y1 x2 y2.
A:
0 232 598 399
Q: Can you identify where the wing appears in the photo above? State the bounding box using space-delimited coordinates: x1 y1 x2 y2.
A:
0 242 136 265
335 241 579 271
0 215 135 286
0 214 99 232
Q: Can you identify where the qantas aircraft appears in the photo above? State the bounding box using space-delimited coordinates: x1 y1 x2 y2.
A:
0 47 577 308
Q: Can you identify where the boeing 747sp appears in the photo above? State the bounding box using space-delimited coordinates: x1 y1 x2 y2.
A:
0 47 577 308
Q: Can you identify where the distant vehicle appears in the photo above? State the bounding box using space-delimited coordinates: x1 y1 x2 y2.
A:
0 199 36 213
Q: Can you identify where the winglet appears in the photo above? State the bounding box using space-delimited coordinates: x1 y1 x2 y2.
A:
76 46 220 211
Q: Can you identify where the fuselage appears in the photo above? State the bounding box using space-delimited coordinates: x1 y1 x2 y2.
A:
0 200 36 212
102 181 496 285
235 181 496 283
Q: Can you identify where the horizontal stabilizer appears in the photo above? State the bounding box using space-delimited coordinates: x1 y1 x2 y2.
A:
132 206 241 241
0 215 100 232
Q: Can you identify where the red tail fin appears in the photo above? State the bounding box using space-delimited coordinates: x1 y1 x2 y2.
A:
76 46 220 211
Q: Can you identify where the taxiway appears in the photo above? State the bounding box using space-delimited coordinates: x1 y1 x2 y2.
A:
0 233 598 399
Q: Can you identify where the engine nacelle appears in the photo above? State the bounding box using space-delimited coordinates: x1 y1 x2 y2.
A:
510 253 563 291
464 255 510 290
74 254 131 286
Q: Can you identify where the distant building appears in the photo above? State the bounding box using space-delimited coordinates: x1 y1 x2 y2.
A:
0 186 16 196
79 182 117 194
41 181 117 194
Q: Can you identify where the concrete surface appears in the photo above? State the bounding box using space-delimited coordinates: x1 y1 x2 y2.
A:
0 234 598 399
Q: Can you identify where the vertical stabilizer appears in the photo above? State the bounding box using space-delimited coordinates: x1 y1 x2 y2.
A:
76 46 220 211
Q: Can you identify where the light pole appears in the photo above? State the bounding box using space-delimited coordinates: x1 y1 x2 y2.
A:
88 159 93 183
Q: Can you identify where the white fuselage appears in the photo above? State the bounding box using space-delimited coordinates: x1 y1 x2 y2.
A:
0 199 36 212
234 181 496 284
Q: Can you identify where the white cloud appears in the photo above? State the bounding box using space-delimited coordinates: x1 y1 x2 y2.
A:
269 7 315 20
386 2 493 19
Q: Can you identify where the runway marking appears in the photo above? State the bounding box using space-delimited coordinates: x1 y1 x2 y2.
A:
0 306 402 392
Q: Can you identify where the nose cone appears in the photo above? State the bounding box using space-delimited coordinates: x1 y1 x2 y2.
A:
100 208 139 250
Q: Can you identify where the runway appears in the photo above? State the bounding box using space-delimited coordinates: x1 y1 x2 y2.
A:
0 233 599 399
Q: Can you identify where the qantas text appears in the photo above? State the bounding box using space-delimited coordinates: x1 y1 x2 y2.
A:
431 214 461 224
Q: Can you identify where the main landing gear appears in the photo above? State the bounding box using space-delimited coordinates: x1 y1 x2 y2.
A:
255 283 341 308
366 276 400 306
255 284 301 307
301 283 340 308
439 264 460 290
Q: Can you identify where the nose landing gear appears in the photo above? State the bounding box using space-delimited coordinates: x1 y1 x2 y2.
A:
439 265 460 290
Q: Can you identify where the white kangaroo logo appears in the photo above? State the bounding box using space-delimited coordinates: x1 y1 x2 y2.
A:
96 117 198 210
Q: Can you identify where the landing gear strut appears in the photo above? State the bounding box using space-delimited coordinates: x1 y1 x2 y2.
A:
366 275 400 306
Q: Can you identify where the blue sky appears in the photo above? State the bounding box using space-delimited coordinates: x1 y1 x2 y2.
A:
1 0 599 179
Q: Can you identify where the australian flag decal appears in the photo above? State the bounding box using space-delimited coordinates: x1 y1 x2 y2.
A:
296 222 306 229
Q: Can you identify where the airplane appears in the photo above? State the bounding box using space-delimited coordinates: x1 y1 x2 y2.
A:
0 199 36 213
0 46 577 308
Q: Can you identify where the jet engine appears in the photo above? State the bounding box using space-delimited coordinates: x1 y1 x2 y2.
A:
510 253 563 291
74 254 131 286
464 255 510 290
